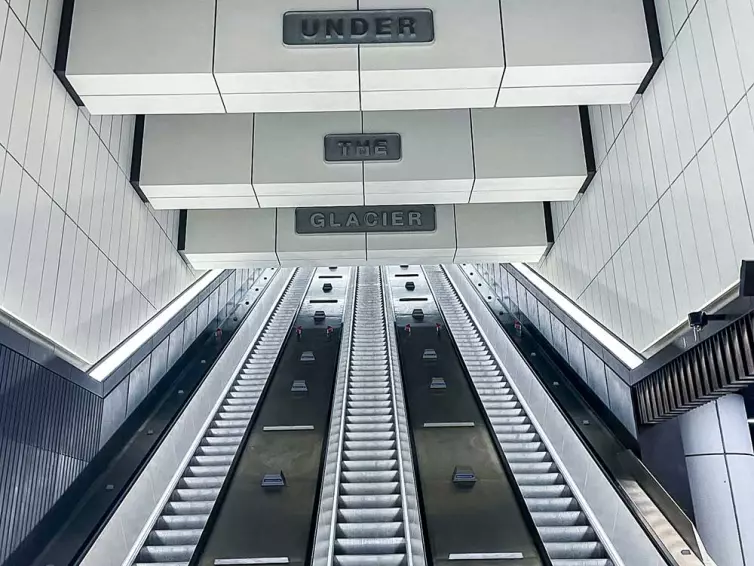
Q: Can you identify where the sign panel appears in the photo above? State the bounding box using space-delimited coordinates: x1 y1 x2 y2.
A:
283 9 434 45
295 205 436 234
325 133 402 162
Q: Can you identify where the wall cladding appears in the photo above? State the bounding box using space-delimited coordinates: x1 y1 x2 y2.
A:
537 0 754 353
475 262 638 437
0 0 196 366
0 267 264 563
0 343 102 564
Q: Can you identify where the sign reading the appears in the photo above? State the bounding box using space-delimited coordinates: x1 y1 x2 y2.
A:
283 9 434 45
295 205 436 234
325 134 401 162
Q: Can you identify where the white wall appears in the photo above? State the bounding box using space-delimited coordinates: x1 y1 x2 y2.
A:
0 0 196 365
536 0 754 353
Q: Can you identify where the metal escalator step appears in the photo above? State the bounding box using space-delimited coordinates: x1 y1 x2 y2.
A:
146 528 203 545
186 465 230 477
178 476 225 489
334 554 406 566
530 512 587 527
341 462 399 474
339 494 401 508
171 488 221 502
345 432 396 442
538 526 597 543
342 471 399 483
545 542 606 559
344 450 397 460
339 482 400 495
338 508 403 523
504 451 551 463
155 514 209 529
336 522 405 538
335 537 406 554
509 461 557 473
344 440 396 451
513 472 563 485
195 445 238 456
138 544 196 562
500 442 544 452
520 484 572 498
164 500 215 515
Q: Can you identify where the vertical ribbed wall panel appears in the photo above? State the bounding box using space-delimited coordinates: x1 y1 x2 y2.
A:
0 344 102 563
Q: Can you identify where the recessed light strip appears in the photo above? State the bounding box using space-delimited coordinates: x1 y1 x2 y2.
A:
89 269 225 382
511 263 643 370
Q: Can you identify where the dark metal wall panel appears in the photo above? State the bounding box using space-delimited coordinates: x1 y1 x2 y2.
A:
635 312 754 424
0 344 101 564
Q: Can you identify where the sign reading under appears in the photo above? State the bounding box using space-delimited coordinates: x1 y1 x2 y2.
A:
295 205 436 234
325 134 401 162
283 9 434 45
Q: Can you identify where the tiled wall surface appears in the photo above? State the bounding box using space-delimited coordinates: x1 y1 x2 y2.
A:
0 0 195 365
475 263 638 437
537 0 754 353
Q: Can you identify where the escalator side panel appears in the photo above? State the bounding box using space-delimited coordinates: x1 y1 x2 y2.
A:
397 325 543 566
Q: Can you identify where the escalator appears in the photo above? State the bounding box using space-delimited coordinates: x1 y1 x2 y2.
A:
133 269 313 565
311 266 426 566
63 264 704 566
422 266 610 566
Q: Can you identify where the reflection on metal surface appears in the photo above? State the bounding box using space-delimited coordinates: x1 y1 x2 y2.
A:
262 425 315 432
283 10 434 45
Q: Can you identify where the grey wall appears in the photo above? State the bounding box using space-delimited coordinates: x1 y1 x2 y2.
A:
0 0 196 367
537 0 754 354
0 343 102 564
475 262 638 437
0 267 263 563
